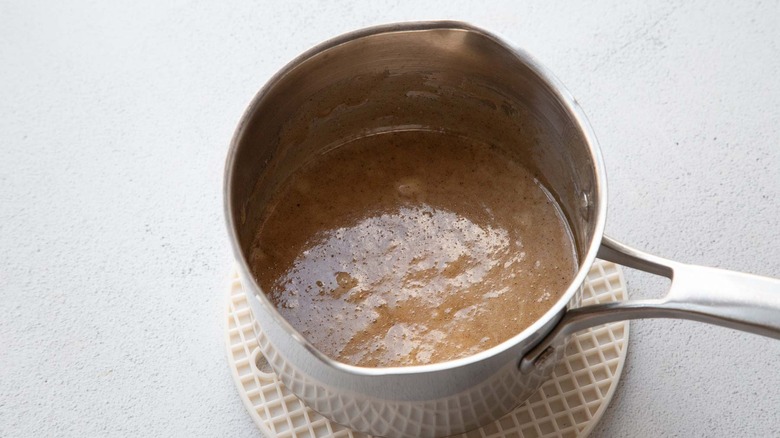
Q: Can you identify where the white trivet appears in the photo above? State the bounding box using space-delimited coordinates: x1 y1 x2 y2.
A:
226 260 629 438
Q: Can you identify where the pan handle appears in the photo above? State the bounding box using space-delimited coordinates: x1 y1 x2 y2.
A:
519 235 780 374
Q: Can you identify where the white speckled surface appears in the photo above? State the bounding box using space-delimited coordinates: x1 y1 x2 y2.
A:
1 1 778 437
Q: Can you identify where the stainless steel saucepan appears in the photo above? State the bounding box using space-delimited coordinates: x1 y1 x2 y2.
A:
224 21 780 438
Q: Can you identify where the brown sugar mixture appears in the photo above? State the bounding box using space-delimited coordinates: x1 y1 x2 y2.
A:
250 130 577 367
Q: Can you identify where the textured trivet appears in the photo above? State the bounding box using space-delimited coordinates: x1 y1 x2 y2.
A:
226 260 629 438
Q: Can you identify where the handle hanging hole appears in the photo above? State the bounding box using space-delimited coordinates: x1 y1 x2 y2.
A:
250 347 276 381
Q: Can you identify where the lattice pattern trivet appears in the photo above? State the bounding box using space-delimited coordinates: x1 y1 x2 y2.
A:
226 260 629 438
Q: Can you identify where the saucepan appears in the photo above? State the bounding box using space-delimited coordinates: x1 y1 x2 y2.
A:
224 21 780 437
